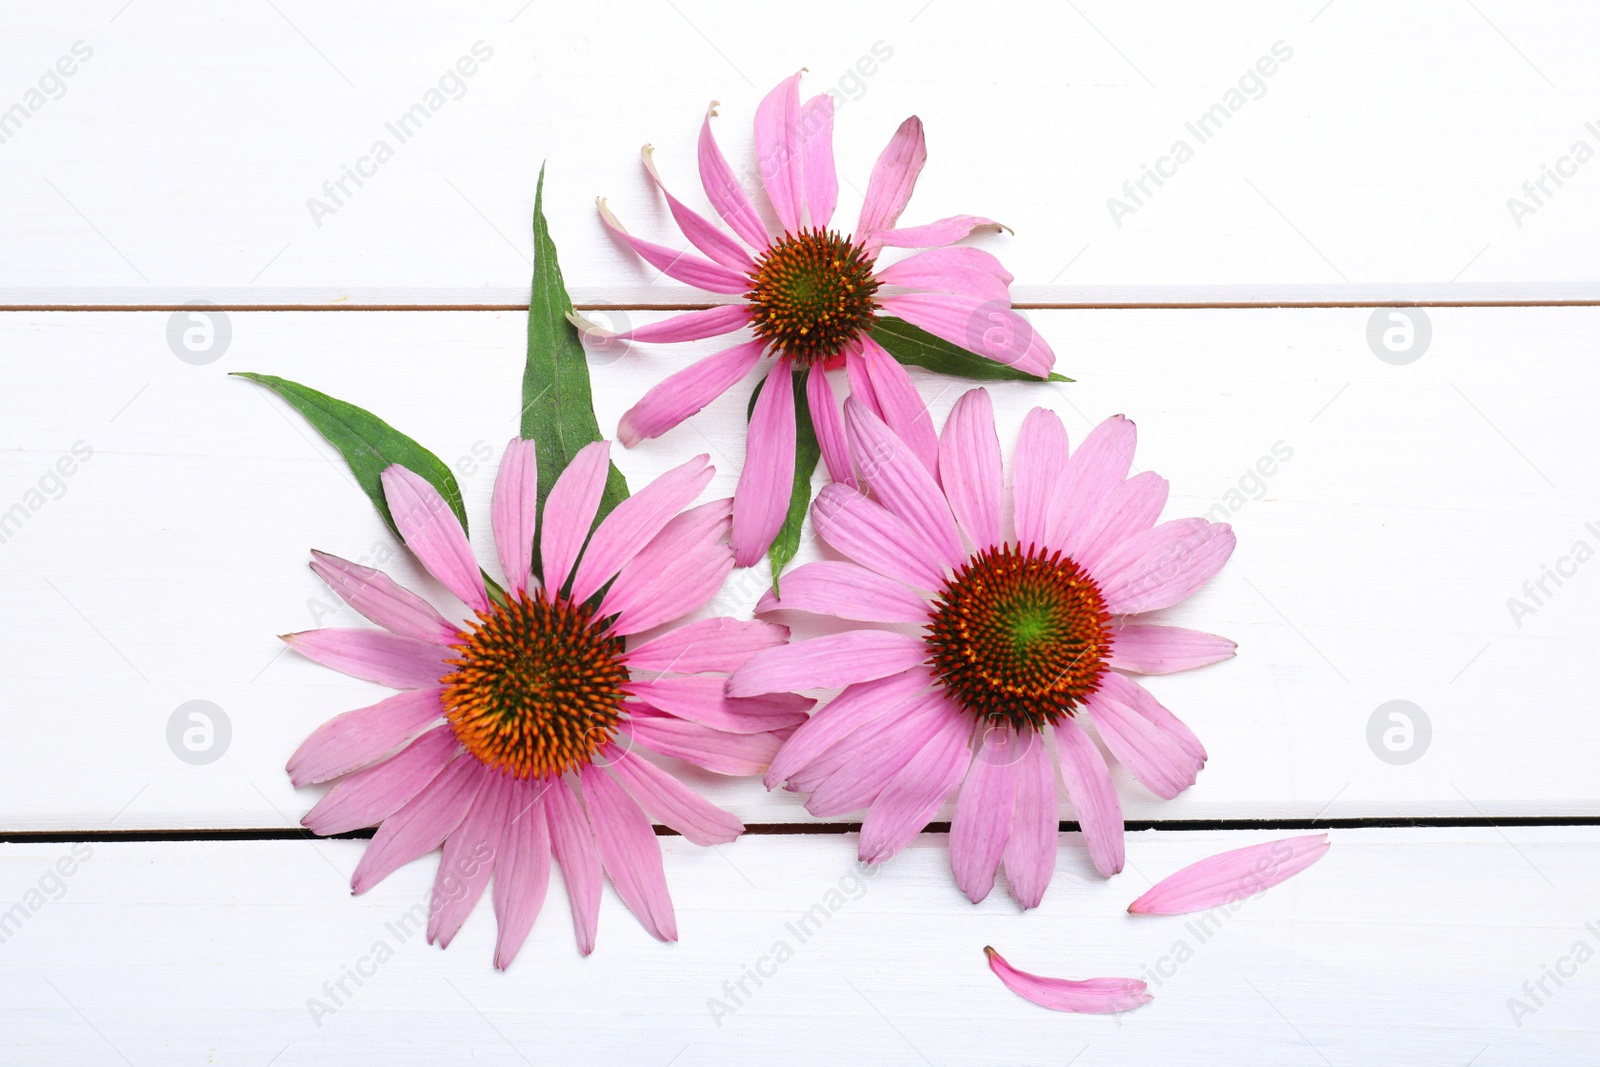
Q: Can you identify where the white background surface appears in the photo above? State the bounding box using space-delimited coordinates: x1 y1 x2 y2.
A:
2 1 1598 1064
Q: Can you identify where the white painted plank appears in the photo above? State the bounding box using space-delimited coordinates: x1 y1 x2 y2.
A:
2 1 1599 305
1 307 1594 830
0 828 1595 1064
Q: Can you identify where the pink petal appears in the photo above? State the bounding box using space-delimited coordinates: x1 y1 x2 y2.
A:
579 764 677 942
570 454 714 603
799 93 838 228
1054 715 1124 878
281 628 450 690
301 724 458 836
1001 731 1059 908
757 560 930 623
492 777 552 970
629 674 811 733
540 440 612 594
842 339 884 421
1110 624 1237 675
753 72 805 234
699 103 770 249
878 292 1053 378
618 337 767 447
381 465 487 612
288 688 446 787
578 303 750 345
803 687 962 818
1092 518 1236 615
764 667 935 790
938 388 1003 551
949 727 1021 902
602 745 744 846
870 215 1006 251
854 336 940 477
1128 834 1332 916
601 500 735 635
985 947 1152 1015
625 616 790 675
641 145 754 272
1073 472 1169 571
874 246 1013 304
1012 408 1068 553
622 714 783 776
731 361 797 567
857 701 975 864
1085 674 1206 801
844 398 963 568
308 551 458 645
597 198 751 294
351 755 485 894
491 437 539 597
857 116 926 236
428 771 508 947
543 776 602 955
806 363 854 487
727 629 929 697
812 482 947 590
1051 415 1135 554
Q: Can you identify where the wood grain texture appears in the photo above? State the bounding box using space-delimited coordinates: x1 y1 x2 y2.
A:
2 307 1593 830
0 828 1595 1065
1 1 1598 306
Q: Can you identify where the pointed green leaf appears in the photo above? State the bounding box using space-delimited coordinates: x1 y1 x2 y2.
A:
523 163 629 538
233 372 466 537
870 315 1072 383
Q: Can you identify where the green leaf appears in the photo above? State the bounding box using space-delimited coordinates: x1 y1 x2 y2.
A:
766 370 820 594
233 372 467 537
870 315 1072 383
523 163 629 540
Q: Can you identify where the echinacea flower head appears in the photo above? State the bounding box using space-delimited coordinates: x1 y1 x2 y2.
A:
282 437 811 968
733 390 1237 907
585 72 1056 566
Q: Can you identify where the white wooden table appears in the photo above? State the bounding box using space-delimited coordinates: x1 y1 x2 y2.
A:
3 2 1598 1063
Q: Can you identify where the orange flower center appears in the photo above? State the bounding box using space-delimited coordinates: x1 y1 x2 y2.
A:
441 592 629 779
745 228 880 364
926 544 1112 730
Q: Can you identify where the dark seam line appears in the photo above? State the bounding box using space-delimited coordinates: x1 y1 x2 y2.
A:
5 815 1599 844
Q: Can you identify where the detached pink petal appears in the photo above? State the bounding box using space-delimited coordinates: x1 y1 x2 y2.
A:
288 688 445 787
728 629 929 697
618 337 767 447
731 362 796 567
1128 834 1331 915
757 560 930 623
641 145 754 272
309 551 458 645
597 198 751 294
579 764 677 942
857 116 926 235
381 465 487 613
799 93 838 228
540 440 612 594
699 103 770 249
1109 624 1237 675
938 388 1003 551
754 72 804 233
281 628 450 690
985 947 1152 1015
491 437 539 597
